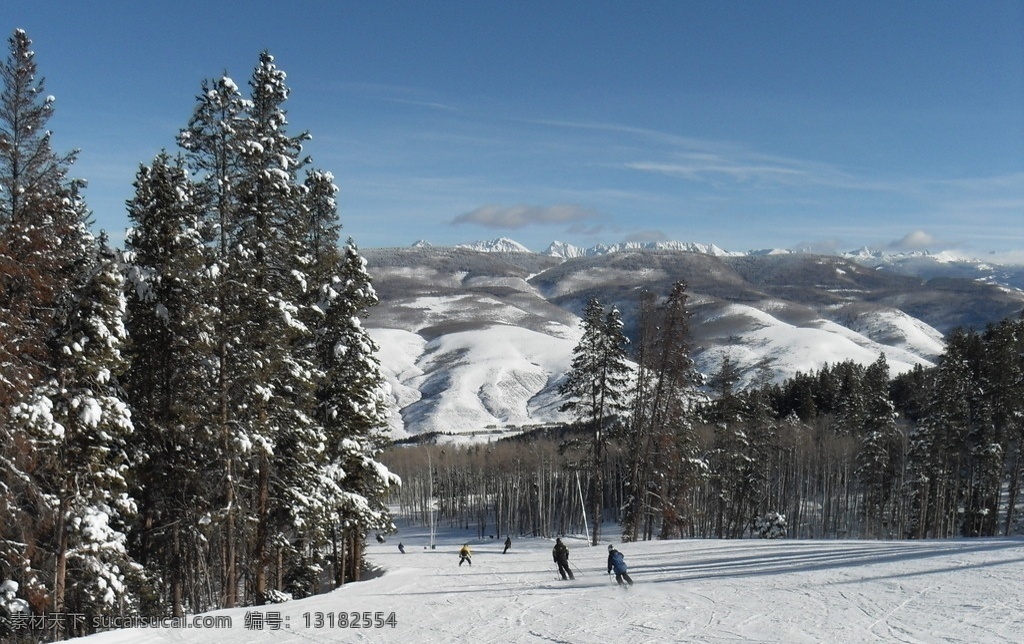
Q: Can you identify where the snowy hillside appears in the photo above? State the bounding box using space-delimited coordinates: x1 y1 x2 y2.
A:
694 302 944 384
370 323 578 440
78 520 1024 644
362 242 1024 440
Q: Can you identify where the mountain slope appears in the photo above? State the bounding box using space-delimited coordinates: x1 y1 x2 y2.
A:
362 244 1024 440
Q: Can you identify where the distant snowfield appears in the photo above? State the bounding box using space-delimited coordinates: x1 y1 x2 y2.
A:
696 303 942 385
82 521 1024 644
370 324 579 439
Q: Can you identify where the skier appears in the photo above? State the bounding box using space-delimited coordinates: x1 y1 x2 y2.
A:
398 542 405 554
503 536 512 554
552 538 575 580
607 544 633 586
459 544 472 566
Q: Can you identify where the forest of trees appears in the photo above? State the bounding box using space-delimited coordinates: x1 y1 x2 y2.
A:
0 30 397 640
385 288 1024 548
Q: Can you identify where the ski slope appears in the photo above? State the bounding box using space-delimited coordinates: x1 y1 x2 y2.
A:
79 521 1024 643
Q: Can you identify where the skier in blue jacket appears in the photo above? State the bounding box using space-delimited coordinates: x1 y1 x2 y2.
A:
607 545 634 586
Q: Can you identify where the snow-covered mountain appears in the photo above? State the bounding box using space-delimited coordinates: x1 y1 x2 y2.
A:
842 247 1024 292
545 239 735 258
364 240 1024 441
454 237 532 253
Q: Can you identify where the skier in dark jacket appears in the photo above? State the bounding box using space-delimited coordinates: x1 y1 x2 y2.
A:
503 536 512 554
552 538 574 580
607 545 633 586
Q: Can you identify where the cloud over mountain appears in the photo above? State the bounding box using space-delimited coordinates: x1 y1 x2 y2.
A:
452 204 599 229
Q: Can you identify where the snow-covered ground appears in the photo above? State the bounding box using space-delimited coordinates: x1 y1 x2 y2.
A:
81 521 1024 643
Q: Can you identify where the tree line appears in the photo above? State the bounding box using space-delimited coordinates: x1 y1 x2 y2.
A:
384 288 1024 548
0 30 397 640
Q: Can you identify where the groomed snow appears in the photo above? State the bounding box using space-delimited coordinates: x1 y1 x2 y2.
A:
79 520 1024 644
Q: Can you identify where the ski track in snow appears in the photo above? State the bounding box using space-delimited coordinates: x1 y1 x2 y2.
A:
79 522 1024 644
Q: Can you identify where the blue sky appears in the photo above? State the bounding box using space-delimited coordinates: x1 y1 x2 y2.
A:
8 1 1024 255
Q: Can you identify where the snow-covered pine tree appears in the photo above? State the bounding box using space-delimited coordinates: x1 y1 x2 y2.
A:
559 297 631 545
908 330 975 538
856 354 903 538
0 28 85 412
167 50 397 606
123 151 219 616
1 29 130 625
707 356 751 538
11 234 139 634
832 361 867 437
227 51 323 603
739 385 780 527
313 239 398 586
301 169 396 587
177 70 249 608
983 316 1024 536
302 169 342 277
962 329 1003 537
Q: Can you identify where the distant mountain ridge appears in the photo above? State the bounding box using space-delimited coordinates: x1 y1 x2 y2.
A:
545 239 736 258
363 239 1024 440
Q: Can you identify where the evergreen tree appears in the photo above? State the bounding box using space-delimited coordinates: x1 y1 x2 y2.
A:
177 70 249 607
832 361 866 437
708 356 750 538
315 239 398 587
155 51 397 605
302 169 342 279
0 29 84 412
740 385 780 523
962 326 1004 537
856 354 902 538
11 236 138 633
984 316 1024 535
559 297 631 545
229 50 321 603
123 152 217 616
1 30 120 626
908 330 975 537
623 283 706 540
704 357 778 539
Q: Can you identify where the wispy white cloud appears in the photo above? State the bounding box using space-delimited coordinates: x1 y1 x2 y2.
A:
336 81 461 112
888 230 945 251
625 159 809 184
530 118 1024 209
452 204 600 229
